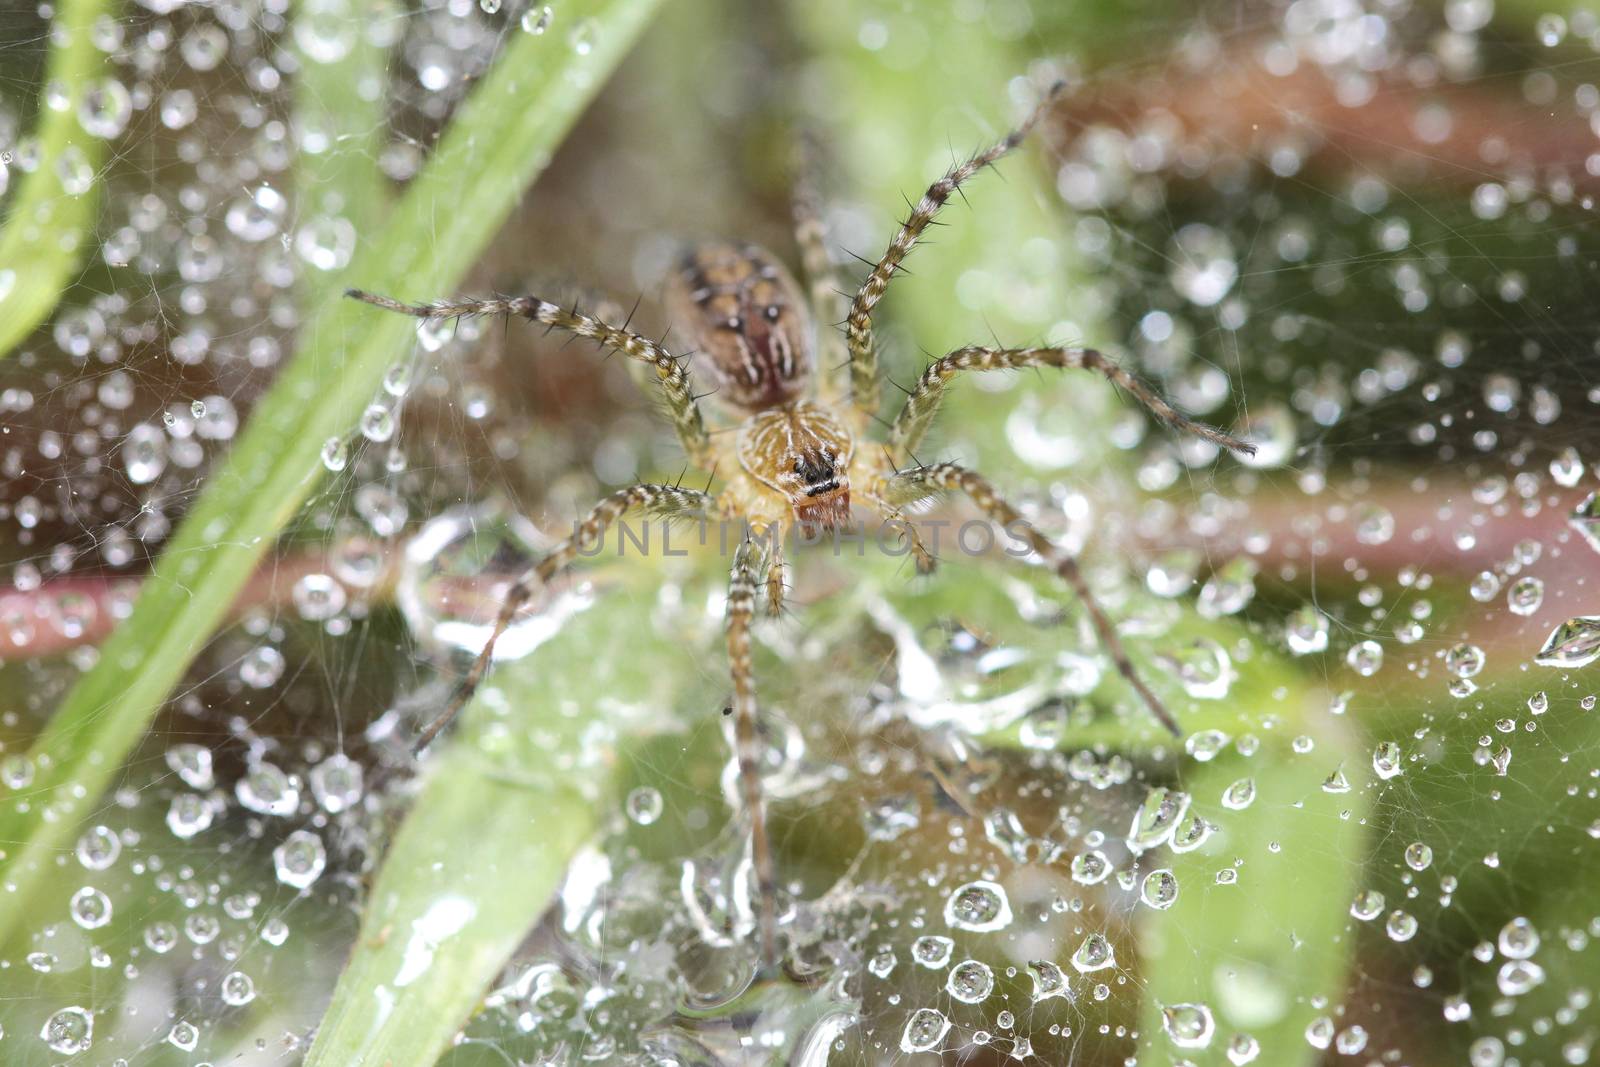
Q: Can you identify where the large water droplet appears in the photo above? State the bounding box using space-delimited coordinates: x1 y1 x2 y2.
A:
1534 617 1600 668
944 879 1013 932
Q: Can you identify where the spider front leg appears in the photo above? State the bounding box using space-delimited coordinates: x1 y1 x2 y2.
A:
861 490 937 575
792 130 849 406
889 345 1255 465
345 289 715 469
845 80 1065 424
882 463 1183 737
724 535 779 963
413 484 715 753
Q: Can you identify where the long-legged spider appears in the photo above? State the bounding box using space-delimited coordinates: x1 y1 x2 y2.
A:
347 80 1253 964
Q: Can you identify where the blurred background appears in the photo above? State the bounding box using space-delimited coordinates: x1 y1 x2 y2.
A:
0 0 1597 1063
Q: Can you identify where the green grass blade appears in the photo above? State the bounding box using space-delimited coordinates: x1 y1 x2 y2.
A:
0 0 114 358
293 0 396 297
304 568 708 1066
0 0 666 947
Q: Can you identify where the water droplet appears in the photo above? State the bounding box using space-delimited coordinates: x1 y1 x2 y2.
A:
69 886 112 929
1285 604 1329 655
321 436 349 472
1141 869 1180 910
1070 849 1111 885
309 754 364 813
1405 841 1433 870
1498 916 1540 959
1127 786 1190 853
946 959 994 1003
75 825 121 870
360 403 395 443
40 1007 93 1054
166 792 215 838
1028 959 1071 1002
567 17 597 54
292 573 347 621
521 3 552 32
1469 1036 1506 1067
273 829 327 889
122 422 167 484
1197 557 1257 618
944 879 1012 932
224 185 287 242
167 1021 199 1051
1163 1003 1216 1049
221 970 256 1006
1228 1033 1261 1064
165 742 214 789
1569 492 1600 554
1222 777 1256 809
1347 639 1384 677
1070 932 1115 973
911 935 953 969
1386 909 1418 941
1507 576 1544 616
1551 446 1585 487
240 645 286 688
237 761 300 816
900 1008 950 1053
78 77 132 138
1497 959 1545 995
1351 889 1385 921
1372 741 1403 780
1169 223 1238 306
625 786 663 825
1535 617 1600 668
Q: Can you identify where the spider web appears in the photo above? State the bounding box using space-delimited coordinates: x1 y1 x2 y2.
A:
3 0 1600 1064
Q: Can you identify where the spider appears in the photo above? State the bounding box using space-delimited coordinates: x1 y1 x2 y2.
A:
347 80 1253 965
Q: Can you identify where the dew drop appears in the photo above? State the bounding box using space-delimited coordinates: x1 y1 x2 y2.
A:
1534 616 1600 668
1141 868 1180 910
1162 1003 1216 1049
273 829 327 889
900 1008 950 1053
1070 933 1115 973
521 3 552 32
69 886 112 930
944 879 1013 932
946 959 994 1004
40 1007 93 1054
625 786 663 826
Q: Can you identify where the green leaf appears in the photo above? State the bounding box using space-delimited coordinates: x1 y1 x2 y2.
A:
1135 734 1368 1066
292 0 397 299
0 0 667 949
0 0 114 358
305 565 711 1066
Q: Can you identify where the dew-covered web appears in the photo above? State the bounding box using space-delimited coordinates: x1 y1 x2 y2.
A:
5 0 1600 1064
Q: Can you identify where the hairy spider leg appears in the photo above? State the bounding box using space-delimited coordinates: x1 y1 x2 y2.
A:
344 289 714 469
725 536 778 962
888 344 1257 465
883 462 1184 737
792 129 850 407
858 489 937 575
845 80 1067 424
411 484 715 754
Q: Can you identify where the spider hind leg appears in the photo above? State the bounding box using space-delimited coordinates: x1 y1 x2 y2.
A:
883 462 1182 737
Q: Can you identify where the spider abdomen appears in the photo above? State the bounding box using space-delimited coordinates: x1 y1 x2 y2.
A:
664 243 814 412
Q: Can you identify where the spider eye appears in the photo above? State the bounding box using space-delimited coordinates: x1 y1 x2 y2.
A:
724 316 742 330
763 304 781 322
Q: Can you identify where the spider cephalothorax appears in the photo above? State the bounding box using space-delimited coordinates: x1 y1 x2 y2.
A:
346 78 1253 967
